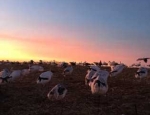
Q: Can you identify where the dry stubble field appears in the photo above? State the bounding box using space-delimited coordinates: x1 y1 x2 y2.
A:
0 63 150 115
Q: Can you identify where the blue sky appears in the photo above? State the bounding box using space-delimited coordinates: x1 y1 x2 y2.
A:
0 0 150 65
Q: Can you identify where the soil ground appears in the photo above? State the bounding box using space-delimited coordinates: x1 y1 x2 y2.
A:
0 64 150 115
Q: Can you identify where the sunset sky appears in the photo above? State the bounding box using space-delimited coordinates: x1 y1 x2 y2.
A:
0 0 150 66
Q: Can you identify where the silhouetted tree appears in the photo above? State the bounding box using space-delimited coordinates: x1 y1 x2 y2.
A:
15 61 20 65
94 62 99 65
23 61 28 65
29 60 34 65
70 62 76 66
39 60 43 65
99 60 102 67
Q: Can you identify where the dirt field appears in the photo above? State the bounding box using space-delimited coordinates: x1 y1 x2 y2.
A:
0 63 150 115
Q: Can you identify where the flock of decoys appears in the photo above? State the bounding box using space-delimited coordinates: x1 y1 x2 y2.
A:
0 57 150 101
0 62 74 100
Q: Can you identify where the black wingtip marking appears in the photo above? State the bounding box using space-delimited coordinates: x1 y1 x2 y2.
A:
94 80 106 87
38 76 49 81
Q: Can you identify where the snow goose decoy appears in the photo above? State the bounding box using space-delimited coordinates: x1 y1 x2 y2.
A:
47 84 67 100
110 64 125 77
0 68 11 84
21 64 31 76
36 70 54 84
57 62 68 68
21 68 30 76
89 70 109 95
9 69 22 82
29 65 44 72
63 65 73 77
135 67 148 79
85 65 100 85
108 61 118 67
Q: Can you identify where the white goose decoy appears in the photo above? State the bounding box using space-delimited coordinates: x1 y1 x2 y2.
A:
135 67 148 79
21 65 30 76
63 65 73 77
47 84 67 100
89 65 101 71
85 65 100 85
134 62 141 68
85 69 96 85
57 62 68 68
21 69 30 76
29 65 44 72
9 70 22 81
102 62 108 66
36 71 53 84
89 70 109 95
108 61 118 67
110 64 125 77
131 62 141 68
0 69 11 84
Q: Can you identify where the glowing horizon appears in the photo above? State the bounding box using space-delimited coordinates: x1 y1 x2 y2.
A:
0 36 144 66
